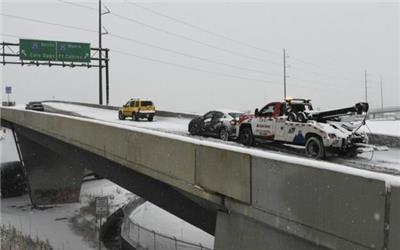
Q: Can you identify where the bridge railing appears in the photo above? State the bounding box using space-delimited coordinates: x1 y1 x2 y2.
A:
121 218 213 250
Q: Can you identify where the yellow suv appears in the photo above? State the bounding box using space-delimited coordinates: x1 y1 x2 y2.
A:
118 98 155 121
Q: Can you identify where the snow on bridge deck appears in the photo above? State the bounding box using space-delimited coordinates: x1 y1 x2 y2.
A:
4 102 400 187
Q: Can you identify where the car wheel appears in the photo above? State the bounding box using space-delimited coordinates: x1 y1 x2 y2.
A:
305 136 326 159
148 115 154 122
297 112 307 123
287 112 297 122
189 122 199 135
133 112 139 121
239 127 254 146
219 127 230 141
118 111 125 120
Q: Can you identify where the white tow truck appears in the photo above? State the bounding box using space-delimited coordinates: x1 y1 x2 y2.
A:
236 98 383 159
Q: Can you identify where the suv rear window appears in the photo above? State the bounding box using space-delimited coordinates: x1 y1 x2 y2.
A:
141 101 153 106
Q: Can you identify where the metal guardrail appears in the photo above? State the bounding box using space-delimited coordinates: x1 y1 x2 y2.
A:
121 218 213 250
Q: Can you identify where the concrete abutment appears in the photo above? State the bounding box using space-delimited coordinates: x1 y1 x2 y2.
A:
14 128 84 205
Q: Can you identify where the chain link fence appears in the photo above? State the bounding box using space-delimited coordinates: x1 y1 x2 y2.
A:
121 218 213 250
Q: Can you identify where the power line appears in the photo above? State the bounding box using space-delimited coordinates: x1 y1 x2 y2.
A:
1 12 282 78
111 49 277 84
58 0 97 11
290 65 362 84
1 11 373 93
0 13 98 34
1 32 278 85
60 0 366 84
127 1 282 57
108 12 282 67
126 1 366 82
107 34 281 77
57 1 283 66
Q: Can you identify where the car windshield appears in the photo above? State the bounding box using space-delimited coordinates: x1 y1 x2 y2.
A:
141 101 153 106
228 113 241 119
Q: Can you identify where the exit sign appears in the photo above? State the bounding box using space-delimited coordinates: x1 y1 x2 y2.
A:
19 39 90 63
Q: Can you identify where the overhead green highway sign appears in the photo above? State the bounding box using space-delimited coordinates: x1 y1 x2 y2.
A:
19 39 90 63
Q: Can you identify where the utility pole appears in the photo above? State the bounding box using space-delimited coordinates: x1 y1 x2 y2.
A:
380 75 384 109
283 48 287 100
98 0 103 105
364 69 368 103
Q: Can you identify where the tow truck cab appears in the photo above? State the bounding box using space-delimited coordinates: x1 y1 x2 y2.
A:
252 99 313 119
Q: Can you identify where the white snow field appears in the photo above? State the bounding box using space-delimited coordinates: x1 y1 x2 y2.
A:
129 201 214 249
365 120 400 137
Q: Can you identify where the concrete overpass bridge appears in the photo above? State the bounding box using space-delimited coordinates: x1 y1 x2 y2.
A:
1 106 400 250
369 106 400 119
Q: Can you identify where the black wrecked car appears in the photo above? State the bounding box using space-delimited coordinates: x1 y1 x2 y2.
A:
188 109 242 141
25 101 44 111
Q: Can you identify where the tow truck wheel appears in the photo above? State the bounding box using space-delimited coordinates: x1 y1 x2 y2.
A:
239 127 254 146
148 115 154 122
118 111 125 120
219 127 230 141
305 136 326 159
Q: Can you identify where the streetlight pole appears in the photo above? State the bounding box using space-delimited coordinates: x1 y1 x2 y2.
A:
98 0 103 105
364 70 368 103
283 48 287 100
380 75 383 109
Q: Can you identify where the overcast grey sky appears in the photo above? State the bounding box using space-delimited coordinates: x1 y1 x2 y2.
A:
1 0 399 113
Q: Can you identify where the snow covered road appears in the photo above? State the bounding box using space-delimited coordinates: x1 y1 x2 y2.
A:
39 102 400 174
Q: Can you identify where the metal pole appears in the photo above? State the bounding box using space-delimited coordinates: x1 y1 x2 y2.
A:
380 75 383 109
98 0 103 105
98 215 102 250
105 49 109 105
364 69 368 103
283 48 286 100
2 43 5 65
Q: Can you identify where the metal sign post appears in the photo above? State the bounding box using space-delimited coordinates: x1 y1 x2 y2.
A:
95 196 108 250
1 41 110 105
5 86 12 103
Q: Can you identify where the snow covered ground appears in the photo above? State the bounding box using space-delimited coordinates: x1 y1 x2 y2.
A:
129 201 214 249
365 120 400 137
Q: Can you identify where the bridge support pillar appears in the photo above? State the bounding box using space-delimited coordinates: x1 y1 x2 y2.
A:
15 129 84 205
214 211 329 250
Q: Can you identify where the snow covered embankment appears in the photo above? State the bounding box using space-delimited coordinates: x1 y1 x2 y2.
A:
365 120 400 147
